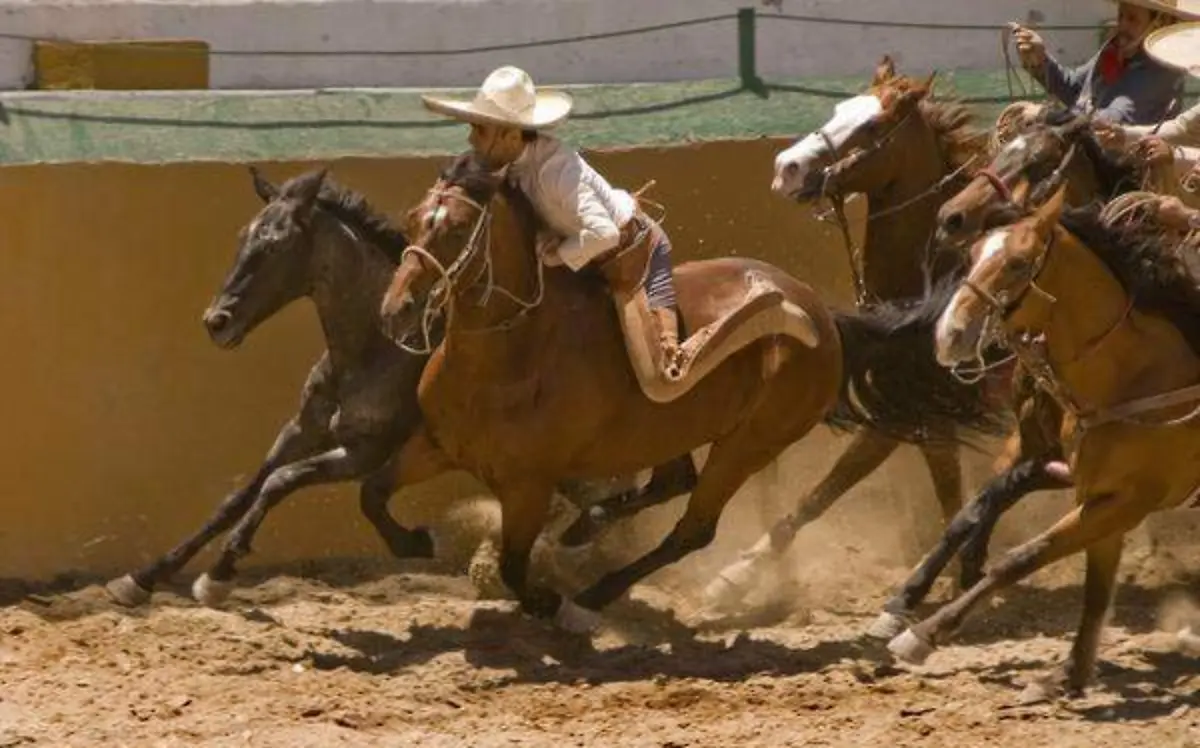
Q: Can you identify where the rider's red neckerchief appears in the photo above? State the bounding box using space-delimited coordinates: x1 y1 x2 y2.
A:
1097 38 1126 85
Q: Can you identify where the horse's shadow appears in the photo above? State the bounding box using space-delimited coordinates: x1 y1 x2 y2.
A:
302 596 887 687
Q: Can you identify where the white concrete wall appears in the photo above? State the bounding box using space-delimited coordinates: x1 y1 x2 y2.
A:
0 0 1112 90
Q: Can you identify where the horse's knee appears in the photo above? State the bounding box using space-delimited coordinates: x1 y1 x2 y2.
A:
672 521 718 554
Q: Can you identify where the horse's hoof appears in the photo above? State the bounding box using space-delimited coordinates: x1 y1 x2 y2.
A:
105 574 152 607
1177 625 1200 655
555 599 602 635
192 573 235 608
701 556 760 612
468 539 512 601
888 629 936 665
865 610 910 641
1016 678 1063 706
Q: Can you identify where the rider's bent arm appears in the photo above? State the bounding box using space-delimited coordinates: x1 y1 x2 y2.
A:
538 154 621 271
1124 103 1200 147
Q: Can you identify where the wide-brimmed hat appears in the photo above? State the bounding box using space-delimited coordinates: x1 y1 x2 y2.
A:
421 66 573 130
1105 0 1200 20
1144 21 1200 75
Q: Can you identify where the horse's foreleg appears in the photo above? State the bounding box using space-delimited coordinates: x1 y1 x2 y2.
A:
193 442 391 607
888 489 1150 680
106 414 333 607
958 459 1072 587
557 451 699 547
867 457 1069 639
494 482 560 619
701 429 899 612
1017 532 1124 704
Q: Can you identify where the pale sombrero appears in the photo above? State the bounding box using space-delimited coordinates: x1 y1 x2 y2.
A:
421 66 573 129
1105 0 1200 19
1145 21 1200 75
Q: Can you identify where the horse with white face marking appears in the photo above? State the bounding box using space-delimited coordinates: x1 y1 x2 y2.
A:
703 56 998 615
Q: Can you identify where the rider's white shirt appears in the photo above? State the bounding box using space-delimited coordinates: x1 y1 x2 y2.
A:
507 134 636 270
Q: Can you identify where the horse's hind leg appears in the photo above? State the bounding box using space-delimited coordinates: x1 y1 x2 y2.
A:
359 455 435 560
702 429 899 612
557 451 699 547
561 435 787 632
915 438 963 552
868 457 1069 639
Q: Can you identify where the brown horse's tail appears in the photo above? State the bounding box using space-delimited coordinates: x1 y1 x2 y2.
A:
824 275 1013 447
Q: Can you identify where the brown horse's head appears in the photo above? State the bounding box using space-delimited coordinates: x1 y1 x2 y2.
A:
771 55 937 201
935 109 1091 250
380 153 504 341
935 185 1067 369
202 167 326 349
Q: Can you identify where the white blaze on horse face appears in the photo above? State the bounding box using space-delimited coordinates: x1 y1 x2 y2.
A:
771 94 883 198
935 229 1011 367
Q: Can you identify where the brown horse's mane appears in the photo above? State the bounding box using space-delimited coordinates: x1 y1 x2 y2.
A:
440 150 545 247
1059 202 1200 356
918 95 988 177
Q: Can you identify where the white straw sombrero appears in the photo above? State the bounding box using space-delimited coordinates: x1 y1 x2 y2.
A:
1144 21 1200 75
1105 0 1200 20
421 66 573 129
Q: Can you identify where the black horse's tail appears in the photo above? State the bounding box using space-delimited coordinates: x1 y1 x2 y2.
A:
824 275 1013 447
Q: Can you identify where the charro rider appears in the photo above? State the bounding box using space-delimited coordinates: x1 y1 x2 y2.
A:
1095 19 1200 207
420 65 795 402
1009 0 1192 124
1125 21 1200 230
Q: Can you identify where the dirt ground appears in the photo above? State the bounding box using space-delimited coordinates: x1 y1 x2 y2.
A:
2 468 1199 748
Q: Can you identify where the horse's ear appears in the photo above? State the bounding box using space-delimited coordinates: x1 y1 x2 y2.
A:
1033 183 1067 237
249 166 278 203
288 168 328 208
872 55 897 86
921 70 938 97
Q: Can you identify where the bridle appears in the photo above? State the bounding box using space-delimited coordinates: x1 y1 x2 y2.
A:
395 185 546 354
805 102 973 307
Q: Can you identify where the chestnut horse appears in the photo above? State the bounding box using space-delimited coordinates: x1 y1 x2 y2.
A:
890 187 1200 704
935 107 1145 250
702 56 997 611
377 152 1007 630
866 107 1147 637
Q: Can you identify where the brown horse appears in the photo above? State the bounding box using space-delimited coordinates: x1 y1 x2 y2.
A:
889 187 1200 704
865 105 1152 637
703 56 995 611
376 152 1007 630
935 106 1145 250
865 107 1151 638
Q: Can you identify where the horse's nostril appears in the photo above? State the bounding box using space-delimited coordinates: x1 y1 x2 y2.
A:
204 309 232 333
943 212 965 233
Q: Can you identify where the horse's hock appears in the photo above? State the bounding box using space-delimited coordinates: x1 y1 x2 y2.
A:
0 138 1090 582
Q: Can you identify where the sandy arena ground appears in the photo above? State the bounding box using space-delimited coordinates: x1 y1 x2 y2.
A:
2 472 1199 748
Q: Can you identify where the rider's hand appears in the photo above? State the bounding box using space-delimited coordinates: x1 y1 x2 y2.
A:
1091 120 1126 150
1153 195 1199 231
1133 136 1175 166
1009 23 1047 71
1183 163 1200 195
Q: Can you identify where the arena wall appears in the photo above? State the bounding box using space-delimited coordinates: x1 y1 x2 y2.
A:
0 137 1063 583
0 0 1111 90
